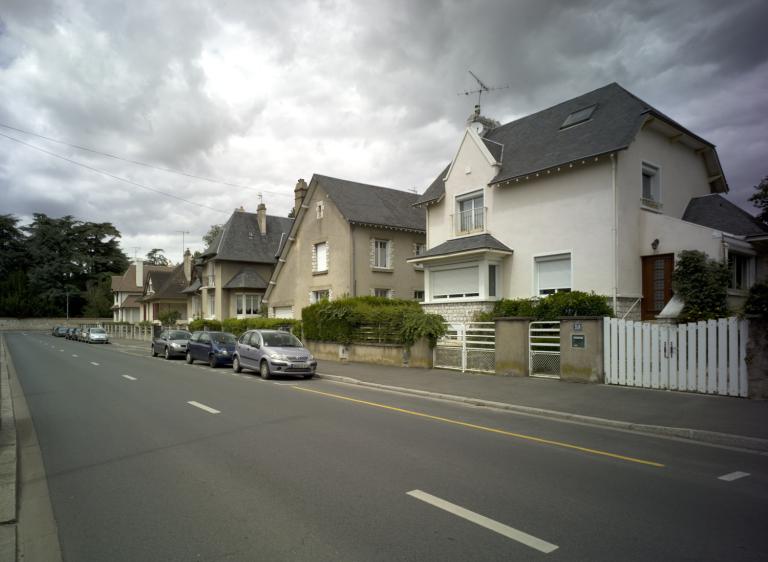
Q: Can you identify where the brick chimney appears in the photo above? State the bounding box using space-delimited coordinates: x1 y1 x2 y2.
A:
294 178 308 215
183 248 192 282
257 203 267 235
135 258 144 288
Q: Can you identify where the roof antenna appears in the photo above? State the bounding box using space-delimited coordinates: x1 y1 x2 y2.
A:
457 70 509 113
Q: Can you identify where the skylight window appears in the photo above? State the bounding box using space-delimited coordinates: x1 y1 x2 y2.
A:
561 104 597 129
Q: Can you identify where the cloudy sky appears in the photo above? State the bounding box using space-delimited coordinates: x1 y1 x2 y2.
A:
1 0 766 263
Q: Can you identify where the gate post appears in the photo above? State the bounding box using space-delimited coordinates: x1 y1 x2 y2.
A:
559 317 605 383
494 317 532 376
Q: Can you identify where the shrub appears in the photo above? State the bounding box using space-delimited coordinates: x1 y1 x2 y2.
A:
672 250 729 321
221 317 303 337
158 310 181 326
744 281 768 318
188 318 222 332
475 291 613 321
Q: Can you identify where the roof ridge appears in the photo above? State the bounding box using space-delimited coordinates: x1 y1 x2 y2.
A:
314 173 417 196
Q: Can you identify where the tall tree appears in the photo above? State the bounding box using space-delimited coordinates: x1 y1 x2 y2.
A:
748 175 768 223
0 214 27 278
202 224 224 249
145 248 170 266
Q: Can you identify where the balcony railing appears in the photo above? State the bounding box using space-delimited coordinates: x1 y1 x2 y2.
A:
452 207 487 236
206 275 216 287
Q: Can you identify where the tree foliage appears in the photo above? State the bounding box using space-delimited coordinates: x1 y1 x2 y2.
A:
672 250 729 321
748 175 768 224
202 224 224 249
0 213 129 317
145 248 170 266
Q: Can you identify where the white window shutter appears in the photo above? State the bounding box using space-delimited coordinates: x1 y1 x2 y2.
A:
389 289 395 299
312 244 317 272
328 288 333 301
309 291 315 305
326 242 330 271
370 238 375 266
387 240 394 269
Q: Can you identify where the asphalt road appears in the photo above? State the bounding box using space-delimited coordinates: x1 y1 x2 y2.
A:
7 331 768 561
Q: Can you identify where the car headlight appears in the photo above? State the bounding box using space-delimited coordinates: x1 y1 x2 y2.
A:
267 351 287 360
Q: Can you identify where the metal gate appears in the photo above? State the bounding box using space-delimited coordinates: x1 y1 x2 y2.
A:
434 322 495 373
529 321 560 378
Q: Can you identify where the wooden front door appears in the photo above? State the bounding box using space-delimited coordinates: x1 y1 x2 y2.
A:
641 254 674 320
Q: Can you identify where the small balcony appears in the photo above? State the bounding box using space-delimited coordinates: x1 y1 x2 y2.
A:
205 275 216 288
452 207 487 236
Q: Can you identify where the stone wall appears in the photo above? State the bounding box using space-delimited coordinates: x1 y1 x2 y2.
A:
306 338 432 368
0 318 112 331
422 301 494 324
613 297 641 321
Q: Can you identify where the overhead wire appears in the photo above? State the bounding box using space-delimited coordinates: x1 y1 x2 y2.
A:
0 131 231 215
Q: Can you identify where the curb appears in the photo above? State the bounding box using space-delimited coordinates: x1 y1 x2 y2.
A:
0 335 18 561
315 372 768 453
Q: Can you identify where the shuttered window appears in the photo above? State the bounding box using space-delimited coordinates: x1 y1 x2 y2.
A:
431 266 479 299
535 254 571 295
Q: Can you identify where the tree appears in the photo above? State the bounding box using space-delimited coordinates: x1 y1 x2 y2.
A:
158 309 181 326
82 274 114 318
145 248 170 266
748 175 768 223
0 214 27 278
202 224 224 249
672 250 730 321
287 207 296 219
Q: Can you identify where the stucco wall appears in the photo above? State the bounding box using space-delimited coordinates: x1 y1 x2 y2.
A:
0 317 113 331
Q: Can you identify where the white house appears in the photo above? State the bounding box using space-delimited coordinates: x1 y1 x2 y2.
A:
410 83 761 322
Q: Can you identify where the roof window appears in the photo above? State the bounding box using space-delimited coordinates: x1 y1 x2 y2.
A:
560 104 596 129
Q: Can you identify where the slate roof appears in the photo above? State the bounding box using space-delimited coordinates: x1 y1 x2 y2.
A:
119 295 142 308
111 264 172 292
414 234 513 260
683 194 768 237
314 174 425 232
202 210 293 263
143 265 188 301
416 82 726 205
222 268 269 290
180 278 201 294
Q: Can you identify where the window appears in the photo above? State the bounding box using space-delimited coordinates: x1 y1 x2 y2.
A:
373 240 390 269
641 163 661 209
314 242 328 272
316 201 324 219
455 191 484 234
414 243 426 256
310 289 330 304
560 104 596 129
207 293 215 317
535 253 571 295
431 266 480 299
489 264 497 297
236 294 260 316
728 252 753 291
373 288 392 298
414 290 425 300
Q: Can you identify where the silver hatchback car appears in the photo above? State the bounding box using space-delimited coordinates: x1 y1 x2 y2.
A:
85 327 109 344
233 330 316 379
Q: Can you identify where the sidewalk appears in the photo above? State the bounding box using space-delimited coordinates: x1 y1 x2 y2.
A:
109 337 768 451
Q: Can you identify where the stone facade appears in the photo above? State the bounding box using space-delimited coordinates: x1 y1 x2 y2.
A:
422 301 494 324
613 297 642 321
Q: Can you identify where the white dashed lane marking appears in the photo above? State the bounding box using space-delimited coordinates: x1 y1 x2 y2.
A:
718 471 750 482
90 362 100 366
122 375 137 381
187 401 220 414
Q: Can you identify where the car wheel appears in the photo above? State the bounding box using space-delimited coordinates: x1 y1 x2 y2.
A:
151 345 157 357
164 347 171 360
259 360 271 380
185 352 193 364
209 355 218 368
233 357 242 373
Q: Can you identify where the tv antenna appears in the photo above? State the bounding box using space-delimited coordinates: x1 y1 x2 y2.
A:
458 70 509 111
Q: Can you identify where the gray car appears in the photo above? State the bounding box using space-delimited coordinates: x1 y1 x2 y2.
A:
85 327 109 344
232 329 316 379
152 329 192 359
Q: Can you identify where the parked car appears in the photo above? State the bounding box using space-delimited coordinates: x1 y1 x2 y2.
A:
152 329 192 359
65 327 77 340
52 326 68 337
232 329 316 380
186 331 237 367
77 328 89 342
72 328 83 341
85 327 109 344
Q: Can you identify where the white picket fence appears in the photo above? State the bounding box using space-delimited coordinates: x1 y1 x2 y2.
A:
603 317 748 397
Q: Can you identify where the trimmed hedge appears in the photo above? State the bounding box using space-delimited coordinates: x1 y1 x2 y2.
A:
302 296 445 346
744 281 768 318
187 319 222 332
221 317 302 337
476 291 614 321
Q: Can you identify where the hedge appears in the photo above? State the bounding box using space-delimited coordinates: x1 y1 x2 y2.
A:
302 296 445 346
475 291 614 321
221 317 302 337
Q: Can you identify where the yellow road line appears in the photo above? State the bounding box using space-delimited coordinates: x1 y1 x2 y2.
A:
294 386 665 468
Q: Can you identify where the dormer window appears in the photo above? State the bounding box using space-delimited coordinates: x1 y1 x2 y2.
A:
560 104 596 129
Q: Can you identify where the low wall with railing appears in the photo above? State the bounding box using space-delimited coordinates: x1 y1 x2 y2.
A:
306 338 432 368
102 323 155 341
0 317 113 331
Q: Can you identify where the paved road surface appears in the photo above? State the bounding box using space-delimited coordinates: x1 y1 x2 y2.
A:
7 332 768 561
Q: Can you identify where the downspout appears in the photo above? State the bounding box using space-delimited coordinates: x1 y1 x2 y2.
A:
611 153 618 313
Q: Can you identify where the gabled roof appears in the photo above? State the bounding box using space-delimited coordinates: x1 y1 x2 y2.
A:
410 233 513 260
417 82 728 205
222 268 269 290
111 263 172 292
142 265 187 301
315 174 425 232
683 194 768 237
202 209 293 263
414 164 450 206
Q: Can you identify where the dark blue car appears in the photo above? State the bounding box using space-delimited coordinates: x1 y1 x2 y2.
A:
185 331 237 368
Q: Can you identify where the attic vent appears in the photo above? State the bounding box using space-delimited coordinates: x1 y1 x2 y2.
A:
561 104 597 129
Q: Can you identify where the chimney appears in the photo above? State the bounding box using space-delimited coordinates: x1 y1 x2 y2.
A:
294 178 308 215
257 203 267 235
183 248 192 282
135 259 144 288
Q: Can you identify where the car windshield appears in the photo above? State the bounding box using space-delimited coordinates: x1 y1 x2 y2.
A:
212 333 236 344
169 331 191 340
262 332 302 347
90 328 105 334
